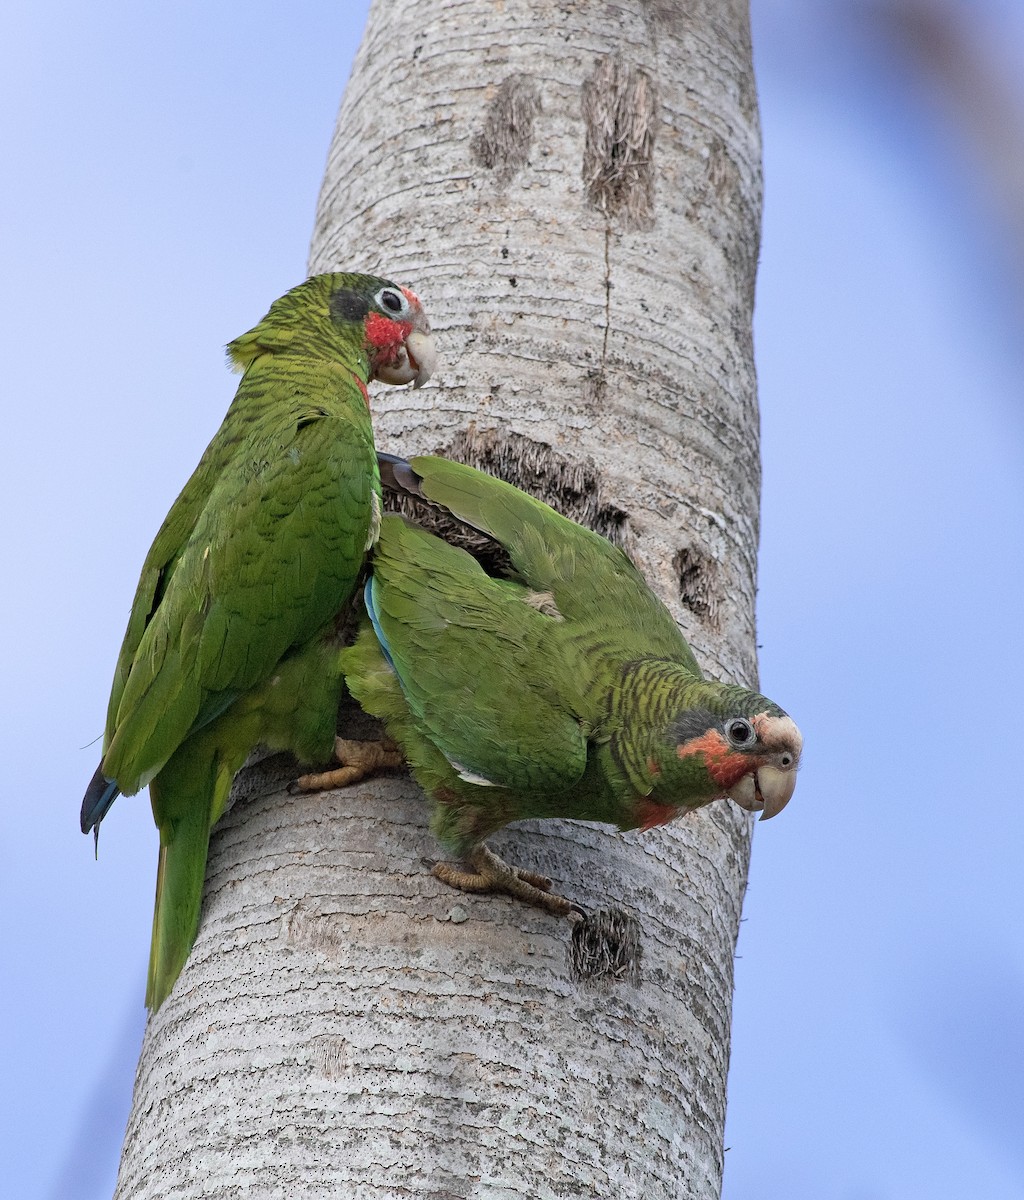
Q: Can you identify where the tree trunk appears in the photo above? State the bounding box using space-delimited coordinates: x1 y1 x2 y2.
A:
115 2 762 1197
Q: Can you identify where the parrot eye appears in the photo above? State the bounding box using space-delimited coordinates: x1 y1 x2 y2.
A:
725 718 755 748
376 288 407 316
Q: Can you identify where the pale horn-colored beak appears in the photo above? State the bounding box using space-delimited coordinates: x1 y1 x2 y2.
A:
727 715 802 820
728 765 798 820
374 302 437 389
405 327 438 388
753 762 799 820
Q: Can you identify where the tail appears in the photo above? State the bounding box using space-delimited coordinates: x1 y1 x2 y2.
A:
146 748 229 1010
81 765 121 850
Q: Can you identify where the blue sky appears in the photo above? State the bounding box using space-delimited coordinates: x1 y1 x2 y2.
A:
2 3 1021 1198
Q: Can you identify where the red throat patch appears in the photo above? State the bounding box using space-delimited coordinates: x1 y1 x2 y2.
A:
635 797 679 831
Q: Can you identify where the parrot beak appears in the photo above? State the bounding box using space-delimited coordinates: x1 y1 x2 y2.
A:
727 715 802 820
406 327 438 388
754 763 798 820
374 307 437 389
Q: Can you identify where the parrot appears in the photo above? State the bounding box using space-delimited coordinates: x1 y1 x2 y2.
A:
80 273 437 1010
300 454 802 917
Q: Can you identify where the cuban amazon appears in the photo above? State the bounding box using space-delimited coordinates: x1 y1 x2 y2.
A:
81 273 436 1009
300 455 802 916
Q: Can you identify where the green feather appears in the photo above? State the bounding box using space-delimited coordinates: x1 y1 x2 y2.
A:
83 273 432 1009
346 458 799 863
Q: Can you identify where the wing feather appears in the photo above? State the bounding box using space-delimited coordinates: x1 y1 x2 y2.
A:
406 455 699 672
103 359 376 792
368 517 589 795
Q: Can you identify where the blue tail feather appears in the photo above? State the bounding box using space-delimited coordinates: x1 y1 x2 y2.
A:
81 764 120 838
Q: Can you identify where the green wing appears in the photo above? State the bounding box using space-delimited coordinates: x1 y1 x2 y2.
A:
365 516 589 794
103 411 242 746
103 358 377 794
405 455 700 673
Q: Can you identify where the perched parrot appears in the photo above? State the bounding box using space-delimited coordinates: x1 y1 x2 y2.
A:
302 455 802 916
81 273 436 1009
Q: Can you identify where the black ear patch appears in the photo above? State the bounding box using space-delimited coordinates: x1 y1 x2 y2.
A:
670 708 718 745
330 288 370 323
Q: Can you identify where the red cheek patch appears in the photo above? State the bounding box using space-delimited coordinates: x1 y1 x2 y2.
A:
676 730 752 790
365 311 412 361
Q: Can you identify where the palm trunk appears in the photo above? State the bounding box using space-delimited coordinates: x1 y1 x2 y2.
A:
115 2 763 1196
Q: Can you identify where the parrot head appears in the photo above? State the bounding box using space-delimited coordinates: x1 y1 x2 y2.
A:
225 273 437 387
710 708 802 820
669 700 801 821
636 682 802 827
358 283 436 388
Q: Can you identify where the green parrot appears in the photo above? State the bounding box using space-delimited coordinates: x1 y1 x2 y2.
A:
304 455 801 915
81 273 436 1009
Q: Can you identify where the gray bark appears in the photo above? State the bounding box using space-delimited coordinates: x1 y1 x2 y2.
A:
114 1 763 1197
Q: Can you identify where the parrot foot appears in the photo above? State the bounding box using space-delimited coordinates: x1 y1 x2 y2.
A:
295 737 404 792
433 844 584 919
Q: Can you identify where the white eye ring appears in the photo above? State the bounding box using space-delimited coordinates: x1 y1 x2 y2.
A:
725 718 755 748
375 287 408 317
